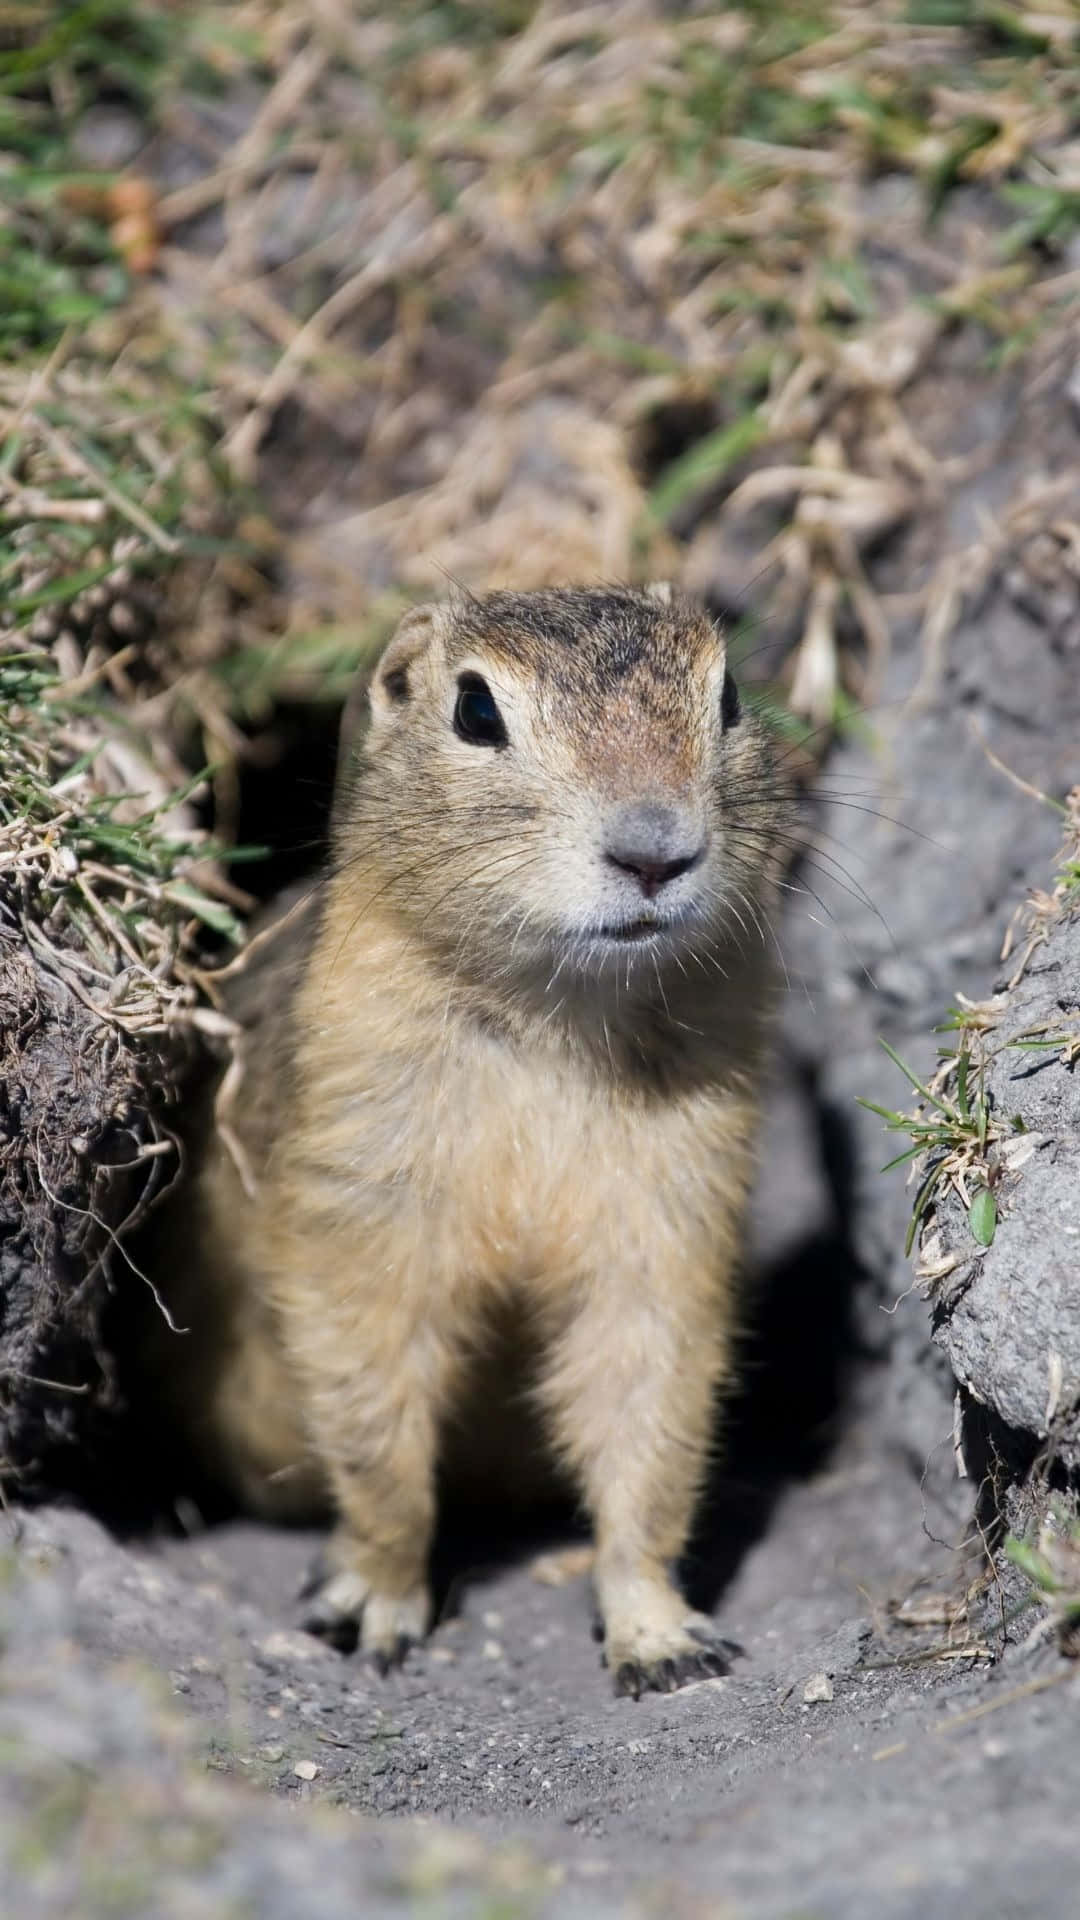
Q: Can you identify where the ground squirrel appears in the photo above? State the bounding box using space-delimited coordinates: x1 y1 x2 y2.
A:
161 584 790 1697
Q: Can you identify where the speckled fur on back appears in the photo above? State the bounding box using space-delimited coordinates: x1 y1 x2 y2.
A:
158 584 792 1697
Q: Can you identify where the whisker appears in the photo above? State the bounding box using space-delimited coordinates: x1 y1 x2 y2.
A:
724 823 893 941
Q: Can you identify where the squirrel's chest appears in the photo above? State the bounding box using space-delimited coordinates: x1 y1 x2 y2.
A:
339 1034 609 1202
296 1021 721 1267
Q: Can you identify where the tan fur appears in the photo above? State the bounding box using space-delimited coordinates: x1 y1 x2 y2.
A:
160 585 790 1695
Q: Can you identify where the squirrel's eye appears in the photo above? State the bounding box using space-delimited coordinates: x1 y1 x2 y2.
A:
454 674 507 749
720 668 741 730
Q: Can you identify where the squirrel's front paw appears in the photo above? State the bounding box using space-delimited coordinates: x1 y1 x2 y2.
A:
300 1554 431 1671
604 1600 740 1699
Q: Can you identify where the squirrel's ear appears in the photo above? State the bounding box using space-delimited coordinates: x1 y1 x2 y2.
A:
644 580 673 605
335 606 438 799
367 604 438 719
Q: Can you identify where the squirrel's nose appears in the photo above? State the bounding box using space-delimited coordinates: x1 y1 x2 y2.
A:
604 803 706 900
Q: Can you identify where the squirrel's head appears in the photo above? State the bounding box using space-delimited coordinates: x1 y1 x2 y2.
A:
335 586 787 1000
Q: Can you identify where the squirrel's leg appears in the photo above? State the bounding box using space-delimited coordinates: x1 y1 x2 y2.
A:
540 1256 738 1698
274 1244 456 1669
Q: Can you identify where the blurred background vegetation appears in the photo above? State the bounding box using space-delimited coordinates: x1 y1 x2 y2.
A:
2 0 1079 1015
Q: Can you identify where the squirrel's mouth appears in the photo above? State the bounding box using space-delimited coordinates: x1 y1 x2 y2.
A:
592 909 694 945
596 917 661 943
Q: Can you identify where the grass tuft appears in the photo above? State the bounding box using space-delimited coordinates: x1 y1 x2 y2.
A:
858 1036 1008 1258
867 784 1080 1270
1006 1508 1080 1657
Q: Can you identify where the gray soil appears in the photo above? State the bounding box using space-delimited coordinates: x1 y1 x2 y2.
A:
6 220 1080 1920
4 1460 1077 1920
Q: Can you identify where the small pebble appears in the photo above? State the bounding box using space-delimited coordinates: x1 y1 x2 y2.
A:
293 1759 319 1781
803 1672 834 1704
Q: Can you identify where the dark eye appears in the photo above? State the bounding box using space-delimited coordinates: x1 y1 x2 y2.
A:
454 673 507 748
721 668 741 730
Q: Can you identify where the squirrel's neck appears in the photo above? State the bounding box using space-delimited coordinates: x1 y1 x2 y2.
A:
305 884 773 1097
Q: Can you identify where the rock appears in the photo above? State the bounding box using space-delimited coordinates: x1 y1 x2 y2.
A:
923 906 1080 1469
803 1672 834 1704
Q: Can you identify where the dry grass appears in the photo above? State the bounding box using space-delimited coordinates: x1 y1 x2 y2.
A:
131 0 1080 720
0 646 249 1038
1001 780 1080 978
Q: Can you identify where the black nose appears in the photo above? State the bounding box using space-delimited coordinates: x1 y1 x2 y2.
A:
604 803 706 900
